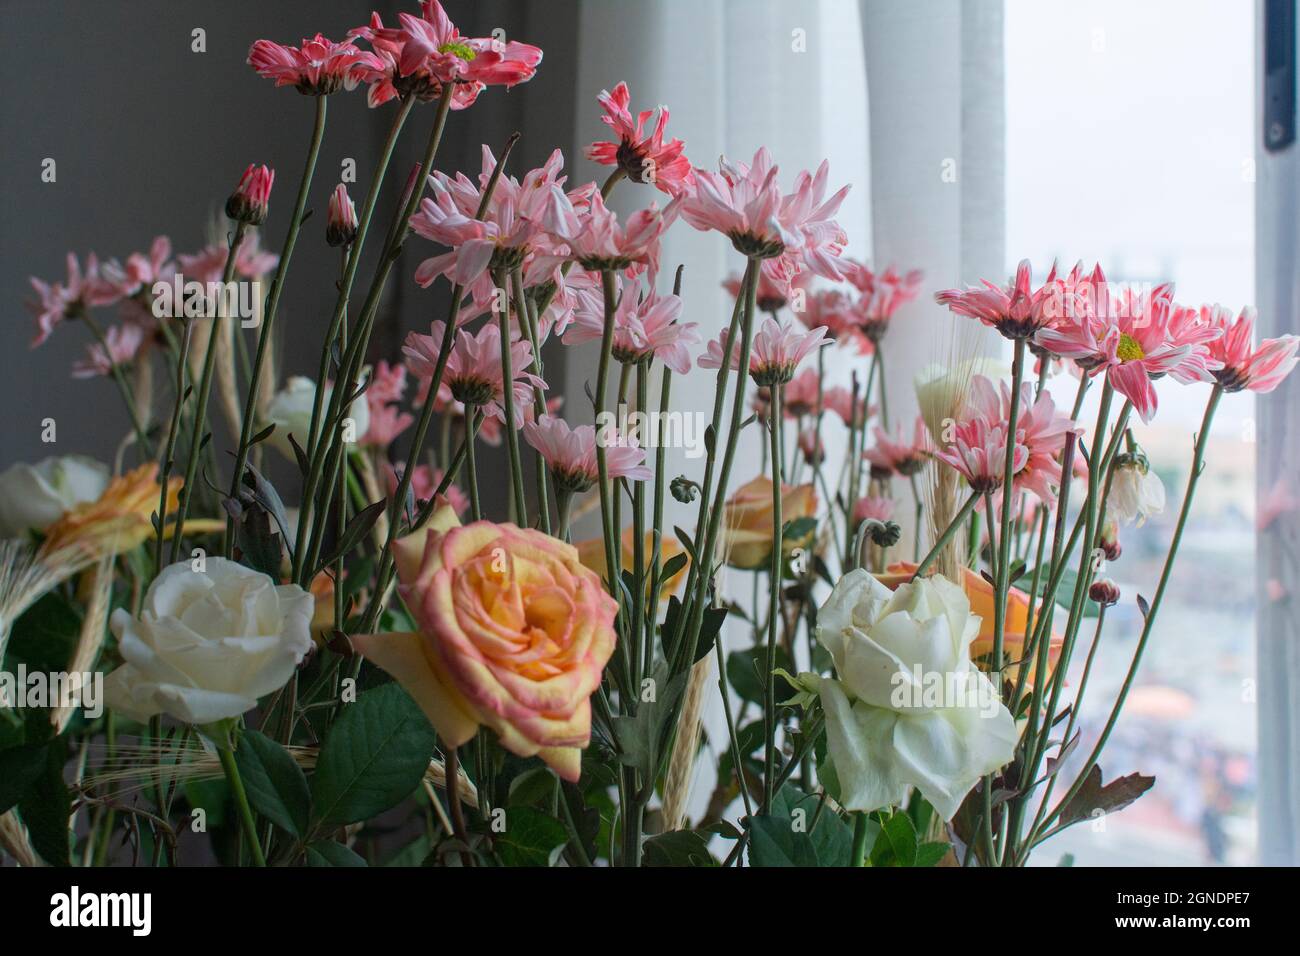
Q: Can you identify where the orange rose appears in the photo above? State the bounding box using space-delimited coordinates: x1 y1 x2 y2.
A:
879 562 1063 689
575 527 688 602
353 508 617 782
720 475 818 570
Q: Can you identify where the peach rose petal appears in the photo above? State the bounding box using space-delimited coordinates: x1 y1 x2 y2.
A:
350 630 479 748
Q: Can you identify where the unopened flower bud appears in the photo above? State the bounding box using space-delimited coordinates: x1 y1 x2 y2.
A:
1089 577 1120 607
326 183 358 247
226 164 274 226
1099 515 1122 561
866 519 901 548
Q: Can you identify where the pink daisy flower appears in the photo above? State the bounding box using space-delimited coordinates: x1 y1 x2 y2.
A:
1203 305 1300 393
863 415 931 478
102 236 175 298
680 148 849 293
403 319 545 427
933 375 1081 503
563 274 697 373
349 2 541 110
27 252 122 347
522 415 652 493
1033 272 1221 422
722 268 810 315
936 259 1078 341
823 386 872 428
698 315 827 386
386 462 469 517
71 322 145 379
247 34 365 95
177 232 279 283
781 367 822 418
585 82 693 196
543 189 674 272
841 261 924 343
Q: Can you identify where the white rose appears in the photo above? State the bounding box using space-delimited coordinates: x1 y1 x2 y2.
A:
0 455 110 538
104 558 313 725
264 375 369 458
810 569 1017 820
1107 455 1164 526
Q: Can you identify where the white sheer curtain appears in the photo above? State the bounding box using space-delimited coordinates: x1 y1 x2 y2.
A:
566 0 1006 821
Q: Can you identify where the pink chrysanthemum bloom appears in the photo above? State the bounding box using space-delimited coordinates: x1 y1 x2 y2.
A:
386 463 469 517
413 147 591 307
792 286 860 345
1033 271 1221 422
27 252 122 347
935 259 1078 341
1202 305 1300 393
933 375 1081 503
327 183 359 247
349 2 541 109
797 427 825 466
698 315 828 386
543 189 674 272
522 415 652 493
680 147 849 293
563 274 697 373
864 416 931 478
226 164 275 226
841 261 924 344
823 385 871 428
177 232 279 284
585 82 693 196
71 322 145 379
103 236 175 298
722 268 811 314
853 495 896 526
403 319 545 426
362 361 413 448
781 367 822 418
247 34 365 95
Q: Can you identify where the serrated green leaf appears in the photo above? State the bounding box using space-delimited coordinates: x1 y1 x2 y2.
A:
234 729 310 838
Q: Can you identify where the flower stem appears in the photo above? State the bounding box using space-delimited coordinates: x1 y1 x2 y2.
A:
493 268 528 526
225 95 328 558
762 381 784 814
851 812 871 866
169 221 248 562
912 490 982 580
595 270 622 596
216 744 266 867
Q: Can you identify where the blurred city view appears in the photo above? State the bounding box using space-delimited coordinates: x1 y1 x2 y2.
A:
1007 0 1258 865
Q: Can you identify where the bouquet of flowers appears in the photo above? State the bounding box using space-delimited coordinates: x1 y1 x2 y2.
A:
2 0 1295 869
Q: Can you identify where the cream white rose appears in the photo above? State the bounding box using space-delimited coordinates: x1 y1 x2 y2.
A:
265 375 369 458
104 558 313 725
0 455 110 538
809 569 1017 820
1106 454 1164 526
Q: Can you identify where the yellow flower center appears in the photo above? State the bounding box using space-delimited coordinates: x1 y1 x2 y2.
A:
1116 333 1145 363
438 41 477 61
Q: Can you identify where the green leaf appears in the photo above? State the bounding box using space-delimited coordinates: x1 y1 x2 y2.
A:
493 807 568 867
4 591 82 676
643 830 718 866
914 841 951 867
611 668 687 778
17 738 70 866
309 683 436 830
234 729 310 838
870 809 918 867
306 841 368 867
1055 765 1155 829
507 767 557 808
748 785 852 867
0 743 47 815
315 499 387 575
726 645 795 706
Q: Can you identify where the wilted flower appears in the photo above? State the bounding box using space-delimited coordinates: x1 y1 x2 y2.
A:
0 456 110 539
1089 577 1121 607
1107 452 1165 526
42 464 181 559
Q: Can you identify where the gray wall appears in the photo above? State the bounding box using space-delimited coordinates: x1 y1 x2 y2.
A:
0 0 579 493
